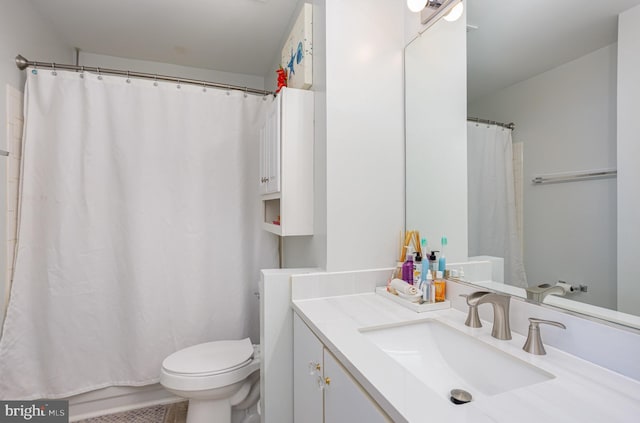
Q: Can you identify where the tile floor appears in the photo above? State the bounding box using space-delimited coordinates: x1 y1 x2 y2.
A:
76 402 187 423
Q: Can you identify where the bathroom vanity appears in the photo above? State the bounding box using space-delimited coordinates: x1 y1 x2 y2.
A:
290 272 640 423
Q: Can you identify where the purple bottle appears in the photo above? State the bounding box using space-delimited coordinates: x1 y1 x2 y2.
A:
402 247 415 285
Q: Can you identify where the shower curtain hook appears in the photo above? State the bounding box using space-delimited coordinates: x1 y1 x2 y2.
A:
226 84 231 95
126 71 131 84
202 81 207 92
51 63 57 76
244 87 248 98
79 66 85 78
177 79 181 89
97 68 103 80
153 74 158 87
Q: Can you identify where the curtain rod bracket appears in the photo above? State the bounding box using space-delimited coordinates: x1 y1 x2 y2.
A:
16 55 29 70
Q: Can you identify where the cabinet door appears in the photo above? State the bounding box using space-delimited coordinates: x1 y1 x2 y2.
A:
265 94 281 194
259 116 268 194
293 314 323 423
324 349 392 423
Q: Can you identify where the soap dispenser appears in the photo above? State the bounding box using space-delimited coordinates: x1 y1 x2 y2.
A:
428 251 439 273
413 250 422 285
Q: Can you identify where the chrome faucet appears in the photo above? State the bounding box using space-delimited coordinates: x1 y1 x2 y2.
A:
525 284 565 302
462 291 512 340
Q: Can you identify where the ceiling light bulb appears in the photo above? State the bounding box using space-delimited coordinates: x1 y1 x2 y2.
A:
407 0 427 13
444 1 464 22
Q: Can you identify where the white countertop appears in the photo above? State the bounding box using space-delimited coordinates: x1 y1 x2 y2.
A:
292 292 640 423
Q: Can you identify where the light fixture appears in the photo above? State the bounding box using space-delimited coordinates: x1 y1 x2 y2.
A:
406 0 464 29
407 0 464 29
443 1 464 22
407 0 428 13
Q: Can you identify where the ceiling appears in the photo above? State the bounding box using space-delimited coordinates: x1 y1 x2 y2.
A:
28 0 640 94
29 0 298 77
467 0 640 102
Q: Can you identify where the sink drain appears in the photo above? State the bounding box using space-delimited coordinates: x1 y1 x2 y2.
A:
450 389 472 405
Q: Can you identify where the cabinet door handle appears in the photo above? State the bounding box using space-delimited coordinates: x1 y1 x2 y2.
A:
308 361 321 375
315 375 331 391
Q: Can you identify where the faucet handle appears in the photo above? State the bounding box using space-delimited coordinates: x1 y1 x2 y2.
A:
523 318 566 355
462 291 492 306
528 318 567 329
460 294 483 328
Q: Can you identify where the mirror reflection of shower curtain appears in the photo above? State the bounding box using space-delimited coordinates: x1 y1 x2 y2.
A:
0 69 278 399
467 122 527 287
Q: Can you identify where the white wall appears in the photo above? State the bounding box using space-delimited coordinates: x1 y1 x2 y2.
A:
281 0 328 269
323 0 405 271
79 52 264 90
283 0 405 271
468 44 617 310
405 10 468 263
0 0 74 326
617 4 640 314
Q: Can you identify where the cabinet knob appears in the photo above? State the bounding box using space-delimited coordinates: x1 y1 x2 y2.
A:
308 361 321 375
324 377 331 386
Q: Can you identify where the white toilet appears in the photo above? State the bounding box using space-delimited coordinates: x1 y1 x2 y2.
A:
160 338 260 423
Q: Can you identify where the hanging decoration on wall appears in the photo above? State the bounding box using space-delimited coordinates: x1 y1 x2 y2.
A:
276 66 288 93
280 3 312 89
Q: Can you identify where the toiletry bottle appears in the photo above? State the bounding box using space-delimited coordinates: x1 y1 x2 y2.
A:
439 236 448 273
428 251 439 273
402 246 414 285
430 274 436 303
420 238 428 283
413 250 422 285
424 270 433 303
435 271 446 302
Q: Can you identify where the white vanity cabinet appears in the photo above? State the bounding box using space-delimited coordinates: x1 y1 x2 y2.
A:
259 87 313 236
293 313 391 423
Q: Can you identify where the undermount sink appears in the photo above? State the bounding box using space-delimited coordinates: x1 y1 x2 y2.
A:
360 319 554 398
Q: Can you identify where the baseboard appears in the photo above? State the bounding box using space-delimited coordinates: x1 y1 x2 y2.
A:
68 384 182 421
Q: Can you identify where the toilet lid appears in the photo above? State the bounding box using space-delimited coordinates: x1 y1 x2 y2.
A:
162 338 254 375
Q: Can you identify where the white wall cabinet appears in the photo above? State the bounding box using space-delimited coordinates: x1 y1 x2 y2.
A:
259 87 314 236
293 313 391 423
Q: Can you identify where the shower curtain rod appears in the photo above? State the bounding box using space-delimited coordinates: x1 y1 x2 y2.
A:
15 54 274 97
468 116 515 130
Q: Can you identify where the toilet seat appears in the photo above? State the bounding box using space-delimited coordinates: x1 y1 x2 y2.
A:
160 339 260 392
162 338 254 376
163 357 253 377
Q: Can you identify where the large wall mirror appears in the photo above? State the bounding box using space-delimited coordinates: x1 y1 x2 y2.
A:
406 0 640 329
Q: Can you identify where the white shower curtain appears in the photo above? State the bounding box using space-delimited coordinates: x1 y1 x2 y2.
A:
467 122 527 287
0 69 278 399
